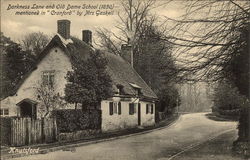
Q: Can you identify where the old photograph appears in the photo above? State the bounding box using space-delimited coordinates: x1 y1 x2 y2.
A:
0 0 249 160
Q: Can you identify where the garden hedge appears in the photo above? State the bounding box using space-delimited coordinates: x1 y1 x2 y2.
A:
52 109 101 133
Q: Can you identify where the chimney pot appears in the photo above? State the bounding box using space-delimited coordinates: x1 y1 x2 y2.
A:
57 20 71 39
82 30 92 45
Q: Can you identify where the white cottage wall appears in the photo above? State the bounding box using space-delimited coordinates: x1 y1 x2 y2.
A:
140 101 155 127
0 47 73 117
101 98 155 132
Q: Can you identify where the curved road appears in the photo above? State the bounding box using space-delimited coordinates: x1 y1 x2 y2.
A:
15 113 237 160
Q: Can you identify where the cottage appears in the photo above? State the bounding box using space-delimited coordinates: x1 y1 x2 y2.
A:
0 20 158 132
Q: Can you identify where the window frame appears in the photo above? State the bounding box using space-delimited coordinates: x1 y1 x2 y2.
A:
42 70 55 87
151 104 154 114
129 103 135 115
3 109 9 115
109 101 122 115
0 109 9 116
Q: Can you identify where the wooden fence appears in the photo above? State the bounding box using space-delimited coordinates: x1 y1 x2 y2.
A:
10 118 57 146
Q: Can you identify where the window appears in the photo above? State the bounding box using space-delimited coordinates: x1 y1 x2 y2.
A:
4 109 9 115
42 71 55 87
146 104 154 114
146 104 149 114
129 103 134 115
116 85 124 95
118 102 121 115
151 104 154 114
0 109 9 116
109 102 113 115
109 102 121 115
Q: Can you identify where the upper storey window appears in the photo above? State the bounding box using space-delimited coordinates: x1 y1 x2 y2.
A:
42 70 55 87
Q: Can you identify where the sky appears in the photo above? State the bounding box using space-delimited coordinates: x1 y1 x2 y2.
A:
1 0 184 42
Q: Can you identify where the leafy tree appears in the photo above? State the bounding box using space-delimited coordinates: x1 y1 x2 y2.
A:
213 80 247 111
0 32 39 98
0 33 35 98
64 50 113 110
157 84 181 115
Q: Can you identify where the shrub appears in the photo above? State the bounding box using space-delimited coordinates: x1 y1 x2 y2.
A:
0 117 12 145
212 81 247 114
52 109 101 133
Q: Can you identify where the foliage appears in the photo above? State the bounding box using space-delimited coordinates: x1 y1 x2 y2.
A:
212 81 247 111
179 83 212 112
96 0 179 116
164 0 250 145
0 117 11 145
64 50 113 110
0 32 35 98
134 22 177 89
237 105 250 141
52 109 101 133
156 84 181 115
222 26 250 99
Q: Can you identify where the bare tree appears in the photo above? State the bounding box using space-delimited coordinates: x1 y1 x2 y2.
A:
162 0 249 82
96 0 157 54
162 0 250 152
20 32 49 57
35 82 64 118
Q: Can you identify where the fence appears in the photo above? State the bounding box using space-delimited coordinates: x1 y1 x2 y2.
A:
1 117 57 146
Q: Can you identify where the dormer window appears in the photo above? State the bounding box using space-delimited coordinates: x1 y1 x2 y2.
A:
129 83 142 96
116 84 124 95
42 70 55 87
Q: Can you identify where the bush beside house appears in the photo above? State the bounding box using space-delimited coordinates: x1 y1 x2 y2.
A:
0 118 12 145
52 109 101 142
52 109 101 133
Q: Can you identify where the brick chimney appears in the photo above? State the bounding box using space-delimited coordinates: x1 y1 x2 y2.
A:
121 44 133 68
57 19 70 39
82 30 92 45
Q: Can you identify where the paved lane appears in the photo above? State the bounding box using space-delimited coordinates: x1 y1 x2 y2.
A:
15 113 237 160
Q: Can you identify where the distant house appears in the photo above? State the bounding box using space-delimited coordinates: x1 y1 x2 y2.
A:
0 20 158 132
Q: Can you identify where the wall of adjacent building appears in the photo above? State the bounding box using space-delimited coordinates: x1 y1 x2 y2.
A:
101 97 155 132
0 46 73 118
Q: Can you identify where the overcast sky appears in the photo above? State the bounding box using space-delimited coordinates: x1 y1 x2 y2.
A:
1 0 184 42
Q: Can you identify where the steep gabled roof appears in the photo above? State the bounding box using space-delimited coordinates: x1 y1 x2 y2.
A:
104 53 157 99
7 34 157 100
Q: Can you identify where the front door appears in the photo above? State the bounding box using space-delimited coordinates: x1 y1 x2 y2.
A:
138 103 141 125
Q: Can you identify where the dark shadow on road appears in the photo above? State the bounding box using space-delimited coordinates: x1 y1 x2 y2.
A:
205 113 238 122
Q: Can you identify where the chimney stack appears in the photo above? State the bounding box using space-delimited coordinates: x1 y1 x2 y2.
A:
57 20 71 39
121 44 133 68
82 30 92 45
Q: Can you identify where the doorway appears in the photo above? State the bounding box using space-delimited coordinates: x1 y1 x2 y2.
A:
17 98 37 119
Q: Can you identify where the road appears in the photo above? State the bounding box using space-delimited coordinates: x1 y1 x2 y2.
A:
15 113 237 160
